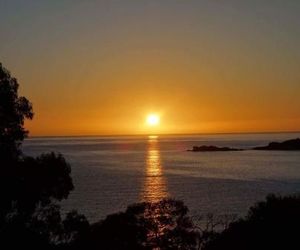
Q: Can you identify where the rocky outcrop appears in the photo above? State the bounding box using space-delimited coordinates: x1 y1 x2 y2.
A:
253 138 300 150
188 145 243 152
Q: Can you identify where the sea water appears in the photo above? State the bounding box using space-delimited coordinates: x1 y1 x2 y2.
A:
23 133 300 221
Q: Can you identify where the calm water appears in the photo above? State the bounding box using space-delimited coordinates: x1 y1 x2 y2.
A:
23 133 300 221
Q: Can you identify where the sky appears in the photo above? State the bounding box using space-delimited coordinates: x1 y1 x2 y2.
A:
1 0 300 136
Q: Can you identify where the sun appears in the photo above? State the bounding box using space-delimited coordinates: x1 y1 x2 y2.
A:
146 114 160 126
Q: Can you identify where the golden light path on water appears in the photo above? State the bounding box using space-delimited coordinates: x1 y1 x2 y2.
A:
142 135 169 203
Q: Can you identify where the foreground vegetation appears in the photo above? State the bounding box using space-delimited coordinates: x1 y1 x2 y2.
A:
1 63 300 249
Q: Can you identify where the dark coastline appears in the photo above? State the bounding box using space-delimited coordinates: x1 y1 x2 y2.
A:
189 138 300 152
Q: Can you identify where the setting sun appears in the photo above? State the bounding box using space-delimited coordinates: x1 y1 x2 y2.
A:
146 114 160 126
2 2 300 248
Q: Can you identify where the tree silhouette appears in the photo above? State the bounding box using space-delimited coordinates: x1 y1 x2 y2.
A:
79 199 198 250
0 63 78 248
0 63 33 162
203 194 300 250
62 210 90 248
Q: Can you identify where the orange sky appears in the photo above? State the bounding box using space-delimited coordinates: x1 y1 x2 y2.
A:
1 1 300 136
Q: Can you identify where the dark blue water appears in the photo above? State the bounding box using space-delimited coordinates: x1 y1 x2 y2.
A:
23 133 300 221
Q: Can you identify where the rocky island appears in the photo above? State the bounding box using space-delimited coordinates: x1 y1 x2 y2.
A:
188 145 243 152
253 138 300 150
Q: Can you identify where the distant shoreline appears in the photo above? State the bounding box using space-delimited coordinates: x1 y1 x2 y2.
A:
189 138 300 152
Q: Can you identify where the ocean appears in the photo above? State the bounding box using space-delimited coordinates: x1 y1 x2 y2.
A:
23 133 300 222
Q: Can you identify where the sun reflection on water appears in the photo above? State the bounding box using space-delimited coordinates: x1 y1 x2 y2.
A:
142 135 168 203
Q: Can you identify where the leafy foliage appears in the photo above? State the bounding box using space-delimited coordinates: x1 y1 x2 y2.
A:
79 199 198 250
203 194 300 250
0 63 33 161
0 63 77 248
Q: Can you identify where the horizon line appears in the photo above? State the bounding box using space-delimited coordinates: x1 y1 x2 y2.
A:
27 130 300 139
